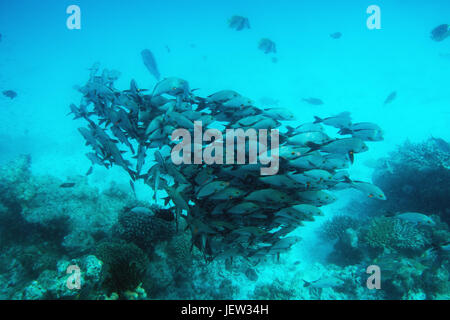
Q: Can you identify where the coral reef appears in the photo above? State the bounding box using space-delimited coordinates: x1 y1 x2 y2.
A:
96 240 149 297
364 216 429 253
372 138 450 225
320 215 362 241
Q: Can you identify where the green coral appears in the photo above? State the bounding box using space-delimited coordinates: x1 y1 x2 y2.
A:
96 240 149 296
364 217 428 251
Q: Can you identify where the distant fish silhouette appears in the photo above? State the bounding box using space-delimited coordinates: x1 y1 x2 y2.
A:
2 90 17 99
384 91 397 105
258 38 276 54
430 24 450 42
60 182 76 188
330 32 342 39
141 49 160 81
0 33 2 42
228 15 250 31
302 97 324 105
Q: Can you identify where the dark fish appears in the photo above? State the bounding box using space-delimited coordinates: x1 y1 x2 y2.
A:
431 24 450 42
141 49 160 81
302 97 323 105
60 183 76 188
165 45 170 53
85 166 93 176
384 91 397 105
3 90 17 99
258 38 276 54
244 268 258 281
0 33 2 42
330 32 342 39
228 15 250 31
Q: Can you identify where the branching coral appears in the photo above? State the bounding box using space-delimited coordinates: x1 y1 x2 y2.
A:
364 217 428 251
320 215 361 241
96 240 149 296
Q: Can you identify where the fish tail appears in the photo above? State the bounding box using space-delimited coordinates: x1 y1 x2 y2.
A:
303 280 311 287
338 128 353 135
313 116 322 124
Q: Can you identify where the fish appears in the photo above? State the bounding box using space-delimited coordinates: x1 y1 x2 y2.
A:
196 181 230 198
287 131 330 147
344 178 386 200
71 63 385 261
287 152 326 170
384 91 397 105
258 38 276 54
60 183 76 188
2 90 17 99
227 202 259 215
85 166 93 176
209 187 245 200
222 95 254 109
430 24 450 42
302 98 323 105
141 49 160 81
228 15 250 31
279 145 310 160
395 212 436 226
303 277 344 288
263 108 294 121
206 90 240 103
319 138 368 162
245 189 292 203
244 268 258 281
297 190 336 205
152 77 190 98
313 112 351 129
330 32 342 39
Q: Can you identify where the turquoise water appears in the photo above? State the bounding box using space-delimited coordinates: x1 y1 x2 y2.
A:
0 0 449 300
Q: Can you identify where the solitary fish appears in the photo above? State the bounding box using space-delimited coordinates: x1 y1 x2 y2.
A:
302 97 323 105
60 182 76 188
430 24 450 42
2 90 17 99
258 38 276 54
228 15 250 31
141 49 160 81
384 91 397 105
303 276 344 289
396 212 435 226
330 32 342 39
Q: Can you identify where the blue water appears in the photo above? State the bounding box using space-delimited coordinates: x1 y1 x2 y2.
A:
0 0 449 300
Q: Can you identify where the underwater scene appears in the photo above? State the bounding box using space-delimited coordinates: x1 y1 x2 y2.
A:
0 0 449 301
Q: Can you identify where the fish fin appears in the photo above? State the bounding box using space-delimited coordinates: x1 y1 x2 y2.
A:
343 176 353 184
313 116 322 124
306 142 322 149
285 126 296 136
303 280 311 287
348 151 354 164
